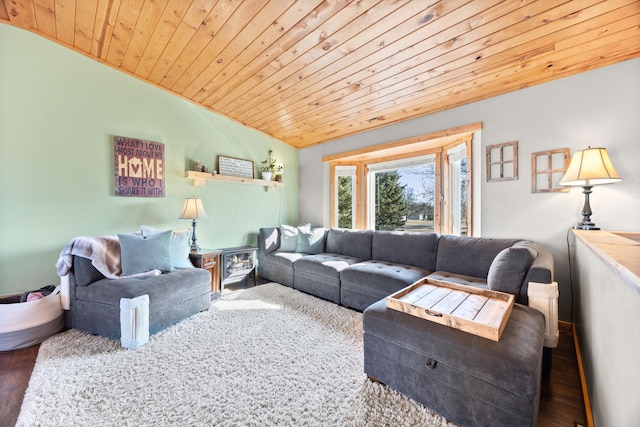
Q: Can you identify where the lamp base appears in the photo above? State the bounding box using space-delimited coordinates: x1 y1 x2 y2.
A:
190 219 200 252
574 223 600 231
574 185 600 231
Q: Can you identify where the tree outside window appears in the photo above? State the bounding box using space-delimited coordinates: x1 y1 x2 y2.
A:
373 171 408 230
337 175 353 228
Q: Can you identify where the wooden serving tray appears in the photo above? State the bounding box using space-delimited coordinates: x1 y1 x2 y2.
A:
386 278 515 341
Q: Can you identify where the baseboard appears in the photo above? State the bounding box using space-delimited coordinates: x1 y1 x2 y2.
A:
567 321 594 427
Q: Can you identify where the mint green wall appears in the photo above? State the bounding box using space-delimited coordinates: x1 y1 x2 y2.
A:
0 25 298 295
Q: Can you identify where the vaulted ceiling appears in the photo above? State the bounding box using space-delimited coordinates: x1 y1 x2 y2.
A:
2 0 639 148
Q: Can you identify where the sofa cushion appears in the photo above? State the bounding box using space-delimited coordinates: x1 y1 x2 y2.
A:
118 231 173 275
342 260 432 295
75 268 211 306
295 227 327 254
325 228 373 260
435 235 519 279
487 244 537 295
257 252 303 288
265 251 307 268
293 253 363 279
372 231 438 270
340 260 433 311
140 225 193 269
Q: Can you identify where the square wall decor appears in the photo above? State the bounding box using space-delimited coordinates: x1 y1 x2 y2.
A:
114 136 165 197
486 141 518 182
531 148 570 193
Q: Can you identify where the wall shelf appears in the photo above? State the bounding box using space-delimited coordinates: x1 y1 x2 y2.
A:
185 171 284 191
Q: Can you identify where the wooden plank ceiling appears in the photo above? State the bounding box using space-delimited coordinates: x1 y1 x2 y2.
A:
2 0 639 149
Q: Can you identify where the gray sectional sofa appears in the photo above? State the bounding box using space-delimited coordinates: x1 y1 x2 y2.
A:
258 226 559 426
258 226 554 313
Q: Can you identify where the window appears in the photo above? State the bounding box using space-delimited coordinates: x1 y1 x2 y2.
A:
443 142 470 236
333 166 357 229
326 123 479 235
367 156 436 232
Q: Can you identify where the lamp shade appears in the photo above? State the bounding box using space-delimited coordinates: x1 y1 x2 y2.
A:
559 147 622 186
178 198 208 220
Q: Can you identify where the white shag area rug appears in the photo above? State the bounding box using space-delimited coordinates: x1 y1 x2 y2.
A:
17 283 456 427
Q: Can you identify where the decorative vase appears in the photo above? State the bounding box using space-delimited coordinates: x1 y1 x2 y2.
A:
261 172 272 181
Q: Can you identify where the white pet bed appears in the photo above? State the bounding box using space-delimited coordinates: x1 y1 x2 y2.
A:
0 286 64 351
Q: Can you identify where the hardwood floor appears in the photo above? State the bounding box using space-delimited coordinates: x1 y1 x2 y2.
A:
539 323 587 427
0 285 586 427
0 344 39 427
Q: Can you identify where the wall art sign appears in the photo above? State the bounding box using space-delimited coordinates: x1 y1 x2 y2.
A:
218 155 254 179
114 136 165 197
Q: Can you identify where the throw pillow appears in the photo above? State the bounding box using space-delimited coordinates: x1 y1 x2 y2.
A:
119 230 173 275
280 223 310 252
487 245 537 295
140 225 193 269
295 227 327 254
279 224 299 252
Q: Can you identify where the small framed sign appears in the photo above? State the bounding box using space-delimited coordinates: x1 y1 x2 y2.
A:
218 155 254 179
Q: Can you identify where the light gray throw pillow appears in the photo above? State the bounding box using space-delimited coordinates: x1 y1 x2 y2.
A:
280 223 310 252
118 230 173 275
295 227 326 254
140 225 193 269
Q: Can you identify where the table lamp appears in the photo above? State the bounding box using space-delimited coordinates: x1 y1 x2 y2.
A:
559 147 622 230
179 197 208 251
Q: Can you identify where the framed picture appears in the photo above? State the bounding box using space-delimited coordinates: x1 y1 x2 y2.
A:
113 136 165 197
218 155 254 179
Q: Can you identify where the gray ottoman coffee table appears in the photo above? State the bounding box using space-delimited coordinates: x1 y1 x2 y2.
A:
363 298 545 427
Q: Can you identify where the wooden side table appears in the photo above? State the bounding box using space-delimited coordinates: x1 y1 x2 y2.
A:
189 249 222 294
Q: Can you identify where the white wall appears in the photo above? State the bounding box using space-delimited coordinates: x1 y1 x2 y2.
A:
299 58 640 321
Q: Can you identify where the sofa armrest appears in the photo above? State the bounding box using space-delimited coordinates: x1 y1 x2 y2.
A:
528 281 559 348
258 227 280 258
120 294 150 349
60 274 71 310
519 250 553 303
524 250 554 283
